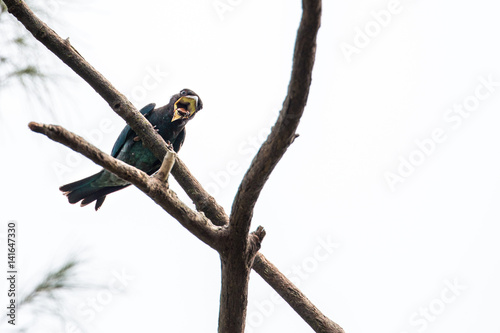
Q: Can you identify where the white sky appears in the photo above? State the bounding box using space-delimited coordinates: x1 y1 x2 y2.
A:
1 0 500 332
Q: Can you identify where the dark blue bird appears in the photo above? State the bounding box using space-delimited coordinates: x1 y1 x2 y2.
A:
60 88 203 210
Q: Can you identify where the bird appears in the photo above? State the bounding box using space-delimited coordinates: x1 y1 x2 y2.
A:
59 88 203 210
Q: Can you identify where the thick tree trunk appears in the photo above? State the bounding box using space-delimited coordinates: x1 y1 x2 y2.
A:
218 254 251 333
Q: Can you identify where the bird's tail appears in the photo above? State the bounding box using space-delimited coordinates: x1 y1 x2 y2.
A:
59 171 127 210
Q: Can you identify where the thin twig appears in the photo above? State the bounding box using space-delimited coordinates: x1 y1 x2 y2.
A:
156 150 176 182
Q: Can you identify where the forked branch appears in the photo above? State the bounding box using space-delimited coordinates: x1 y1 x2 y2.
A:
220 1 324 332
3 0 229 227
5 0 344 332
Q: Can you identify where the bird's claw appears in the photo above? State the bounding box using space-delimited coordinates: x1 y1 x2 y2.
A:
166 140 174 151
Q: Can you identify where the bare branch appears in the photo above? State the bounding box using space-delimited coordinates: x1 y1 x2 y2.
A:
3 0 162 155
5 1 344 332
219 1 322 331
253 253 345 333
28 122 223 250
172 160 229 227
3 0 228 227
229 0 322 245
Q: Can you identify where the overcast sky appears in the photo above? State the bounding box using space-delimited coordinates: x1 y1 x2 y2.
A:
2 0 500 332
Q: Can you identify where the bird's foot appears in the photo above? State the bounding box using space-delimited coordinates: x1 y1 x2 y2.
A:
166 140 174 151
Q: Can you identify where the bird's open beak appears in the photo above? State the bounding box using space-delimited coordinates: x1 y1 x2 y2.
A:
172 95 199 122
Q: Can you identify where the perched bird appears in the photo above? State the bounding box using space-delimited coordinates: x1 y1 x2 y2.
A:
60 88 203 210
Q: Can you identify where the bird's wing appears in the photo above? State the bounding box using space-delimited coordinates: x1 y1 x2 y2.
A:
172 128 186 152
111 103 156 157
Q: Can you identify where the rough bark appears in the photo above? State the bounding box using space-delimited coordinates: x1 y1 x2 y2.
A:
218 226 266 333
172 158 229 227
253 253 345 333
219 1 324 332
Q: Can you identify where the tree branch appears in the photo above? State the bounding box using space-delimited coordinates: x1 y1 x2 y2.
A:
219 1 322 331
28 121 223 250
172 160 229 227
253 253 345 333
229 0 322 246
4 0 161 154
3 0 229 228
29 121 339 331
5 1 344 332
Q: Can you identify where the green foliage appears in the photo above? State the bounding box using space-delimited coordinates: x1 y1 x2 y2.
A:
0 0 64 112
19 259 80 307
0 0 44 89
0 258 87 332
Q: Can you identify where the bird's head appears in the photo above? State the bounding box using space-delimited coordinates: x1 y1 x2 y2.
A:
171 88 203 122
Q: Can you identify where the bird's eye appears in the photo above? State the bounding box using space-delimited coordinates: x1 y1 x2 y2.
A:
180 90 187 96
